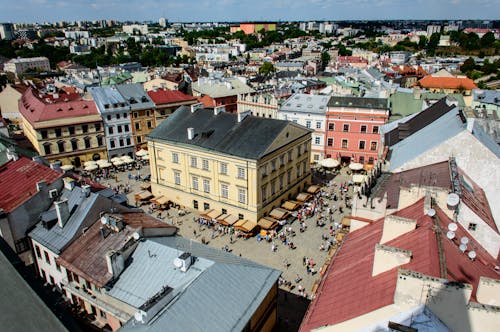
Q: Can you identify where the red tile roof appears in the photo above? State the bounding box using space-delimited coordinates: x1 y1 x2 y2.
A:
417 76 477 90
19 87 99 125
147 89 196 105
0 157 62 212
299 199 500 331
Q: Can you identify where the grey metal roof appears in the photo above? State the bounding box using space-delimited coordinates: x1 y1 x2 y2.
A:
388 109 466 171
115 83 155 111
473 89 500 106
89 86 129 114
147 106 311 160
279 93 329 114
29 188 134 254
119 236 281 332
471 120 500 158
328 96 388 109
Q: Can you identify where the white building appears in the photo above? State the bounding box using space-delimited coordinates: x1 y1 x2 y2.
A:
4 57 51 76
123 24 148 35
426 25 441 37
159 17 167 28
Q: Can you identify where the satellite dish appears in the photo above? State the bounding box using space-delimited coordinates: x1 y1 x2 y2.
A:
468 251 476 260
448 223 458 231
461 236 469 245
459 244 467 252
100 216 108 225
132 232 140 240
427 208 436 217
447 193 460 208
173 258 183 268
446 231 455 240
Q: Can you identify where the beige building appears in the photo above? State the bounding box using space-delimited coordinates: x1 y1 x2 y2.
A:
238 92 280 119
19 87 107 166
147 106 312 222
4 56 51 77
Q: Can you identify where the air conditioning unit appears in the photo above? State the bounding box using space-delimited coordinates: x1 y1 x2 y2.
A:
49 189 58 199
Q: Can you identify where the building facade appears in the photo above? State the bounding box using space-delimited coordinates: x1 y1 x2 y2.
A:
147 106 312 222
19 87 107 166
0 23 15 40
325 97 389 166
147 88 198 126
4 57 51 77
237 92 280 119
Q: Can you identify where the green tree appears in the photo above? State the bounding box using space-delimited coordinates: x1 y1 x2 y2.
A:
258 62 275 76
460 57 476 74
418 36 427 49
321 52 331 70
480 32 495 48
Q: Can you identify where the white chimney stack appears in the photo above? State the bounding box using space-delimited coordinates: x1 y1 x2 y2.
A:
187 127 195 140
82 184 91 197
55 199 70 228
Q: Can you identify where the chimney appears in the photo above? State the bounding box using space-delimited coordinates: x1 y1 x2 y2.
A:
237 110 251 123
36 181 47 192
173 252 194 272
105 251 125 278
32 156 44 165
380 215 417 244
6 147 18 161
55 199 70 228
190 103 204 113
63 177 75 191
214 105 225 115
372 244 412 276
187 127 195 140
466 117 475 133
81 184 91 197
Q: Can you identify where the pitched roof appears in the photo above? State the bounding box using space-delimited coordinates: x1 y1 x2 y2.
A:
327 96 388 109
147 89 196 105
147 106 311 160
0 157 62 213
115 83 155 111
192 77 254 98
19 87 99 125
279 93 330 114
299 199 499 331
418 76 477 90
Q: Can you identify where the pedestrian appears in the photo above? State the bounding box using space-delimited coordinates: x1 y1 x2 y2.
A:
303 256 307 266
193 229 197 237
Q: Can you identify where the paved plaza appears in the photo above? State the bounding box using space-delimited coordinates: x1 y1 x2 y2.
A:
99 164 354 298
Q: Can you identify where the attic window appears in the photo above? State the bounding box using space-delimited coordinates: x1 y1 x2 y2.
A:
83 105 88 109
68 106 73 111
141 96 148 102
56 108 63 112
30 109 35 113
104 104 109 109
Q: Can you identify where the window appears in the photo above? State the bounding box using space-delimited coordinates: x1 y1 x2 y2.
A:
116 113 120 120
316 121 321 129
203 179 210 193
237 167 245 179
123 113 128 118
261 164 267 178
359 141 366 150
55 128 62 137
343 124 349 132
57 140 65 153
68 126 75 135
135 122 140 130
468 223 477 231
238 188 246 204
220 162 228 175
279 174 284 189
202 159 209 170
126 138 131 145
41 130 48 139
271 180 276 195
44 251 51 265
372 126 379 134
146 110 150 117
174 171 181 185
82 125 88 133
270 159 276 172
35 245 41 258
222 208 227 215
84 137 91 149
279 155 285 167
306 120 311 128
107 115 111 121
172 153 179 164
124 124 129 132
137 136 142 143
261 185 267 202
191 157 197 168
133 112 138 118
287 150 292 162
359 156 365 164
314 154 320 161
297 145 302 156
296 164 301 178
71 139 78 150
370 141 377 151
193 200 198 209
341 139 348 149
327 138 333 146
221 183 228 199
110 140 115 148
95 123 101 131
368 157 374 164
100 310 107 319
147 121 153 129
118 138 123 147
360 125 367 133
117 125 123 133
328 123 334 131
287 169 292 184
108 127 114 135
203 202 210 210
304 142 308 152
314 136 320 145
238 213 244 219
189 177 198 191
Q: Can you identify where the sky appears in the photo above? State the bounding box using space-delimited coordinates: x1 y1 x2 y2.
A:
1 0 499 23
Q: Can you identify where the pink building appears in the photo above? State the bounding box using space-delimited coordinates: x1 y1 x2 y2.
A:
325 97 389 166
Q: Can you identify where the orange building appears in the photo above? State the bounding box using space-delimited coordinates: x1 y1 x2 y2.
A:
230 22 277 35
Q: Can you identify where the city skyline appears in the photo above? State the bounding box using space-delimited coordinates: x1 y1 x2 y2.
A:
1 0 499 23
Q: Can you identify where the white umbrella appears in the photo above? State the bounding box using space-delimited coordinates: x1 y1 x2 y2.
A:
99 161 113 168
142 155 150 161
136 149 149 157
349 162 364 171
113 160 125 167
84 160 97 167
84 164 98 171
60 164 74 171
121 156 134 164
96 159 109 165
320 158 339 168
111 157 122 163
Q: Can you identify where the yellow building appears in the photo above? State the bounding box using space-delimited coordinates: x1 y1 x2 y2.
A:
19 87 107 167
147 106 312 222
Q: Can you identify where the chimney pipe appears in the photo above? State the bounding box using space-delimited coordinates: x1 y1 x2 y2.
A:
187 127 194 140
82 184 91 197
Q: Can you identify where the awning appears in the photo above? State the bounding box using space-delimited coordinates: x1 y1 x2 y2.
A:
134 190 153 201
219 214 239 226
60 165 74 171
234 220 258 233
84 164 98 171
216 213 229 222
200 209 221 220
281 200 300 211
257 217 278 230
140 183 151 191
296 192 312 202
307 185 321 194
153 196 169 205
269 208 290 220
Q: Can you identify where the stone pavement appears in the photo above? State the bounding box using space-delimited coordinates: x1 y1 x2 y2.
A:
99 165 355 298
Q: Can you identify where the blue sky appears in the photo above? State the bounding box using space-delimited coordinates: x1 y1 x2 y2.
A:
1 0 499 23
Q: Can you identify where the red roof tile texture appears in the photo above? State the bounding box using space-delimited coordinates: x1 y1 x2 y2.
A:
147 89 196 105
299 199 499 331
0 157 62 212
19 87 99 124
418 76 477 90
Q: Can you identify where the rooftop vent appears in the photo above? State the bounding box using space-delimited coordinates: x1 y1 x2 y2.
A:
187 127 195 140
173 252 194 272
